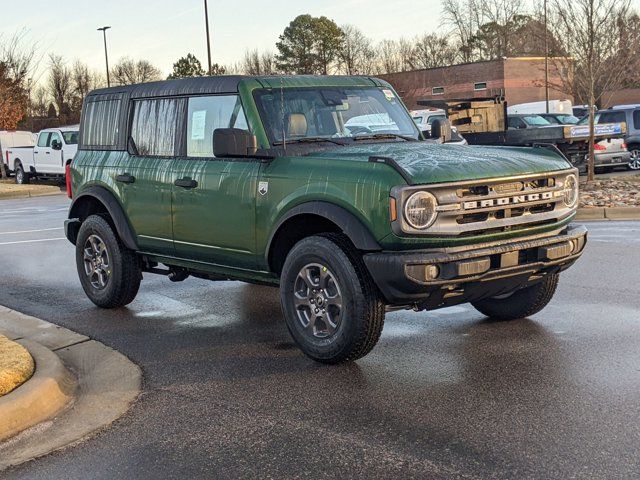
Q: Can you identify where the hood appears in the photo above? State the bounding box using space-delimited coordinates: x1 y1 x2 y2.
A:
313 142 571 185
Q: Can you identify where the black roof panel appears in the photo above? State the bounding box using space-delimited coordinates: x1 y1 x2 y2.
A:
87 75 249 99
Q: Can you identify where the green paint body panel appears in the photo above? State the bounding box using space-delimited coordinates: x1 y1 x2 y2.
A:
71 75 576 285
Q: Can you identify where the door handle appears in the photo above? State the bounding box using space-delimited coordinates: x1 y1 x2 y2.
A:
115 173 136 184
174 178 198 189
45 151 50 154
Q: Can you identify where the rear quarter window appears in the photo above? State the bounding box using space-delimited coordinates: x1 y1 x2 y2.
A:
81 98 122 148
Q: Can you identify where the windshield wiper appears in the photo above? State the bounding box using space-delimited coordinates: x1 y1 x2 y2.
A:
273 137 346 146
353 133 417 142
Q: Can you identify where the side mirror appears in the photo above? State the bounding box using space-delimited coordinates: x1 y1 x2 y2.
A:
213 128 257 157
51 139 62 150
431 118 452 143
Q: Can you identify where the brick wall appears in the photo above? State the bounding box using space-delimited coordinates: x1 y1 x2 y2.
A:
379 57 573 109
503 58 572 105
601 88 640 108
380 60 505 109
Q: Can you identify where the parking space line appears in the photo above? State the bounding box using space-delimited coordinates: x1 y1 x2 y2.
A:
0 237 67 246
0 227 63 235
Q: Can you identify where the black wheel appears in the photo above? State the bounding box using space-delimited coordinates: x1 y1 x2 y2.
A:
14 162 29 184
471 273 559 321
75 215 141 308
628 146 640 170
280 234 385 364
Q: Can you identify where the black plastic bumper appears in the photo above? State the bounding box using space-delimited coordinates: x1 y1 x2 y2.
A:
364 225 587 309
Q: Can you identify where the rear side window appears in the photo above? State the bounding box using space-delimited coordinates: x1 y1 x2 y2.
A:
131 98 182 156
186 95 248 157
82 99 122 147
599 112 626 124
633 110 640 130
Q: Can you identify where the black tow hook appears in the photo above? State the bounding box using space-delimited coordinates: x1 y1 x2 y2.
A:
168 268 190 282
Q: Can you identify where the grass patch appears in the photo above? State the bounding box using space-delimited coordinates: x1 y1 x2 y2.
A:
0 334 34 397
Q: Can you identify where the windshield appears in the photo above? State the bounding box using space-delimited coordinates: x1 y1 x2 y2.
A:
556 115 579 124
523 115 552 126
62 131 79 145
427 114 446 125
254 87 419 144
578 113 601 125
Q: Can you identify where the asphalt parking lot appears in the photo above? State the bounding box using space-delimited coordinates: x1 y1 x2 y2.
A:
1 194 639 479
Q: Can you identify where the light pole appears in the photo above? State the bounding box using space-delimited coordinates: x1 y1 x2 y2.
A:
203 0 212 75
97 26 111 87
544 0 549 113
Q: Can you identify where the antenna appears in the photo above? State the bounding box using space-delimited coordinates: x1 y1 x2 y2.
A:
280 76 286 153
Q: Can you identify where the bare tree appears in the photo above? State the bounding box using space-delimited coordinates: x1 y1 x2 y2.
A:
477 0 527 58
338 25 375 75
548 0 632 181
413 33 459 69
241 49 276 75
0 30 38 87
397 38 416 71
442 0 482 61
111 57 162 85
31 86 49 117
375 40 402 74
47 54 72 118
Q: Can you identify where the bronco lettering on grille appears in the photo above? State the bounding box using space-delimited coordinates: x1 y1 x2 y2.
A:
462 191 554 210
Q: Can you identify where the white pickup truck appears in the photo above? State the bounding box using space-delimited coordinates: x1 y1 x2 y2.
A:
5 126 79 184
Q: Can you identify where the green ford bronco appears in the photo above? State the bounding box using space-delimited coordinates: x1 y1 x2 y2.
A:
65 75 587 363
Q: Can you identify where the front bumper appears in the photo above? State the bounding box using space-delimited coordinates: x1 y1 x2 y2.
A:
364 225 587 309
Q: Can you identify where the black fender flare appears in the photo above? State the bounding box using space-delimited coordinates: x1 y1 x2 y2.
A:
67 185 138 250
265 201 381 262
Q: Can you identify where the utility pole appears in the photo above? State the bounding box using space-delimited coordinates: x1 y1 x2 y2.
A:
204 0 212 75
97 26 111 87
544 0 549 113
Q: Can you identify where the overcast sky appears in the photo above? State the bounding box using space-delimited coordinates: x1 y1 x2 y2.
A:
2 0 639 84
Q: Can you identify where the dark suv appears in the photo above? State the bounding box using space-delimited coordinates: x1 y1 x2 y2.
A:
582 107 640 170
64 76 587 363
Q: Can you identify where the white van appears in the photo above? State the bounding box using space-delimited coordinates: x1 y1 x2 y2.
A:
1 131 37 174
507 100 573 115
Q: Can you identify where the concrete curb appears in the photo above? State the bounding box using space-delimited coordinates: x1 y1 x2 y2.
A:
0 307 141 470
576 207 640 221
0 340 76 442
0 190 64 200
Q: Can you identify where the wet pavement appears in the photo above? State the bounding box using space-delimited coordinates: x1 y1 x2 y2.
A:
0 195 639 479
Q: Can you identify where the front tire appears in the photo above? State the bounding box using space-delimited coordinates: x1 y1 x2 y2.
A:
280 234 385 364
471 273 559 321
14 162 29 184
75 215 141 308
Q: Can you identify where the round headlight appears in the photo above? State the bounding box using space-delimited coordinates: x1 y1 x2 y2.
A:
563 174 578 207
404 191 438 229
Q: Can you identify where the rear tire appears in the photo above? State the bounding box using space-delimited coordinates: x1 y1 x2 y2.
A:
471 273 559 321
14 162 29 184
628 146 640 170
75 215 141 308
279 234 385 364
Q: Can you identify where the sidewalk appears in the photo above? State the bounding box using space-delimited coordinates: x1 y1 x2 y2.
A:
0 306 141 470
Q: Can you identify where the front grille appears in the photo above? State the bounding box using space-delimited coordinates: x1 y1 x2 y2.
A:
393 170 577 236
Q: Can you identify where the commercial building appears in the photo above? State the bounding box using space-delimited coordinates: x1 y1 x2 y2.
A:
379 57 572 109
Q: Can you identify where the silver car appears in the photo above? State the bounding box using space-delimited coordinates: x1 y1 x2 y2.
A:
590 137 631 172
